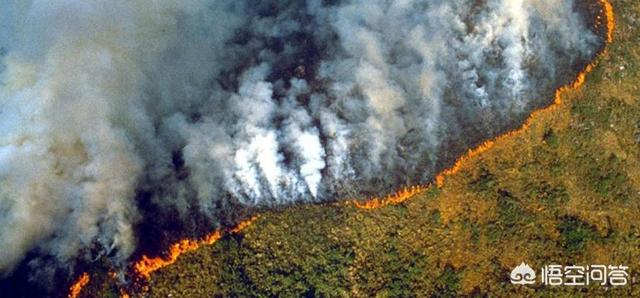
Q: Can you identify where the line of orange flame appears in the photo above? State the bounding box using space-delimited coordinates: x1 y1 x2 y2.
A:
67 1 615 296
67 272 90 298
600 0 616 44
353 0 615 210
133 216 258 279
65 217 257 298
353 185 430 209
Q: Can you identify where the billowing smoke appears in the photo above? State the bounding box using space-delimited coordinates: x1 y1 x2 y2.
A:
0 0 602 284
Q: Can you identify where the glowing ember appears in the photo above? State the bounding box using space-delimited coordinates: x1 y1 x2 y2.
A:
134 216 258 279
68 272 90 298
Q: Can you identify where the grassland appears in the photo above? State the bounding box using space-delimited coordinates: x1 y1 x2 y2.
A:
83 0 639 296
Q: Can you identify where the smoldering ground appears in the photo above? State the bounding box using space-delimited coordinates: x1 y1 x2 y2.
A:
0 0 605 294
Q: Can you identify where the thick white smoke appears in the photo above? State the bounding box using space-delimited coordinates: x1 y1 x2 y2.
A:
0 0 602 280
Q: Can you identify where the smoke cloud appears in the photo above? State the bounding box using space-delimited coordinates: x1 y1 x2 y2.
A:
0 0 602 283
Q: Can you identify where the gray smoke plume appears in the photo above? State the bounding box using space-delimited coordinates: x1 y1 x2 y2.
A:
0 0 602 281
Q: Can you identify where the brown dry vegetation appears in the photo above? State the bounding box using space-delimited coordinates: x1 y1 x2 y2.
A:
83 0 639 296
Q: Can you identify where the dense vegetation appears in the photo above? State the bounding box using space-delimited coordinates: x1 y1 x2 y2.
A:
83 0 639 296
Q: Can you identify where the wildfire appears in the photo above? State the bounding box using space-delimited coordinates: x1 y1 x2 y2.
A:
68 272 90 298
356 0 616 208
67 0 616 296
134 216 258 279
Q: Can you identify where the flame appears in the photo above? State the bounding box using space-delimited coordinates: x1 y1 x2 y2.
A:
353 185 429 209
68 272 90 298
65 208 259 297
598 0 616 44
356 0 615 208
133 216 258 279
